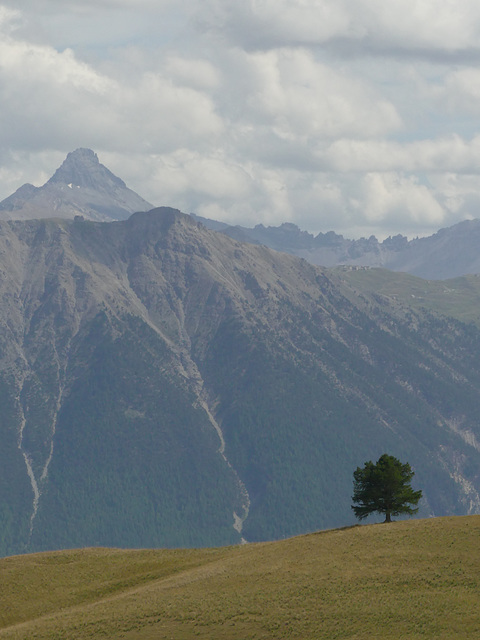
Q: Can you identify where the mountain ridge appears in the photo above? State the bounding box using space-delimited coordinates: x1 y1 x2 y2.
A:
193 214 480 279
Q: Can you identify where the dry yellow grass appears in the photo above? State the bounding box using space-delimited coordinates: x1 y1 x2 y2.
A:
1 516 479 639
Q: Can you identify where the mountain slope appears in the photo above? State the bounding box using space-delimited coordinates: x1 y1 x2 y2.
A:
1 209 480 556
1 516 479 639
0 149 153 222
335 267 480 327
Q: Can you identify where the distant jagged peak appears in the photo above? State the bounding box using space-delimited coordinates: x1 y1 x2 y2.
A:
47 148 126 191
0 148 153 222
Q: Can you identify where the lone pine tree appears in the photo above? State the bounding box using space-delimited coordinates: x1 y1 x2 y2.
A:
352 454 422 523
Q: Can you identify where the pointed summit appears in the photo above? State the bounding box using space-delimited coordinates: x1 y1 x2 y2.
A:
48 148 126 191
0 149 153 222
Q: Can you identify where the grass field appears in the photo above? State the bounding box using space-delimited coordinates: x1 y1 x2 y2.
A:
1 516 479 639
335 267 480 326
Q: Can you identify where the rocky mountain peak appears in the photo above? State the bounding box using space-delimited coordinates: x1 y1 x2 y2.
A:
0 149 153 222
48 148 126 191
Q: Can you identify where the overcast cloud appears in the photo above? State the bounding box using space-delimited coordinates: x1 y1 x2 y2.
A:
2 1 480 238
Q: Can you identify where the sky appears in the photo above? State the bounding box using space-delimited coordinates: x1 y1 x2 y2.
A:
2 2 480 239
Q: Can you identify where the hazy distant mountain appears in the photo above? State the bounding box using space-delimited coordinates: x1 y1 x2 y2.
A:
1 208 480 557
2 149 479 279
0 148 153 222
192 215 480 280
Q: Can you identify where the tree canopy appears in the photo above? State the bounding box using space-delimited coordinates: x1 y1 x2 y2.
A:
351 454 422 523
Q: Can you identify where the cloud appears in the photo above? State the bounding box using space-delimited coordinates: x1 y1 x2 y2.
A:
2 0 173 14
0 35 113 150
0 12 224 155
0 5 19 26
2 1 480 241
232 48 401 142
197 0 351 49
165 56 220 90
440 68 480 115
199 0 480 60
325 136 480 174
1 1 183 55
358 172 445 225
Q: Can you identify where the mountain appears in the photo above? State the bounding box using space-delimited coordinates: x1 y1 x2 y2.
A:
2 516 479 639
1 208 480 557
0 148 153 222
2 149 480 279
192 215 480 279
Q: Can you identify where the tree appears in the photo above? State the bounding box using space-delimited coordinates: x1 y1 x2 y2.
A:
351 454 422 523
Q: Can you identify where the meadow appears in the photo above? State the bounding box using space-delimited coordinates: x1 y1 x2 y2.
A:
338 267 480 326
1 515 479 639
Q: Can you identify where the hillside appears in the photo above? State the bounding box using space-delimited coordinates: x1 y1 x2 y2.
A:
1 209 480 555
335 267 480 327
1 516 479 639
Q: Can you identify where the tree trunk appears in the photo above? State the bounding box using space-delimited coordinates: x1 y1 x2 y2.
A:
384 512 391 523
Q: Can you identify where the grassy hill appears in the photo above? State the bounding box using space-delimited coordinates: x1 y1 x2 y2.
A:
335 267 480 327
1 516 479 639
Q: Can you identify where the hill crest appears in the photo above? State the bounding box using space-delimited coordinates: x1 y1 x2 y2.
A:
1 515 479 639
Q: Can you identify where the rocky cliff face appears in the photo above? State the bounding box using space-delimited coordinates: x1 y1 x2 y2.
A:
1 208 480 556
0 149 153 222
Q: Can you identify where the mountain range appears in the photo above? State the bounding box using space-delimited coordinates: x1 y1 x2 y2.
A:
1 150 480 557
193 215 480 280
1 207 480 556
3 148 480 279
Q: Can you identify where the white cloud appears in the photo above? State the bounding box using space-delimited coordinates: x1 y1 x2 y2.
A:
198 0 351 49
165 56 220 90
237 49 401 142
0 14 224 155
351 0 480 54
325 136 480 174
427 173 480 222
0 34 114 150
2 1 480 241
359 173 445 225
440 68 480 115
0 5 20 27
3 0 174 14
199 0 480 58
